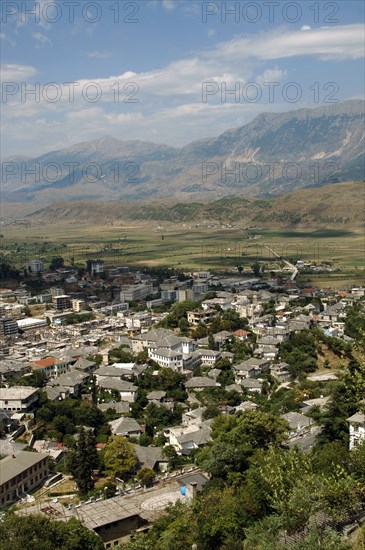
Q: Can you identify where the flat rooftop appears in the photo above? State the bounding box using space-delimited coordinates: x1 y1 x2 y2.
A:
17 470 209 529
0 386 38 400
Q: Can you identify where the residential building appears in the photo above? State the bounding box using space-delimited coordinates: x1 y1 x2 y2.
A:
0 317 19 337
109 417 142 437
185 377 218 391
281 412 313 440
133 444 168 472
187 309 216 325
31 356 69 378
148 348 183 371
240 378 263 393
71 299 85 312
165 421 212 455
53 295 71 311
347 412 365 450
46 371 90 397
98 379 138 402
0 386 39 411
28 260 44 273
0 451 48 506
90 260 104 275
17 318 47 332
120 284 153 303
234 358 269 383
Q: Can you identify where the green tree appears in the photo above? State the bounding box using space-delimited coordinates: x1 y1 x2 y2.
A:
100 481 117 499
66 428 99 495
178 317 189 334
252 261 261 277
137 468 156 487
103 436 137 479
49 256 64 270
0 513 104 550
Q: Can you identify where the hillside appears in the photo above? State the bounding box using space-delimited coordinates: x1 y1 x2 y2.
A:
23 182 365 229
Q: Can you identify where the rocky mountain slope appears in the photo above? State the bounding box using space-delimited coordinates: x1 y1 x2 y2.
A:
2 100 364 206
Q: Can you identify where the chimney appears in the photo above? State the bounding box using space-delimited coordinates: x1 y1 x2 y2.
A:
186 481 198 500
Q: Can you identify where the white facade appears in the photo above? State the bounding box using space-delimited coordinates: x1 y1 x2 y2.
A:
28 260 44 273
148 348 183 371
348 413 365 450
120 284 153 302
0 386 39 411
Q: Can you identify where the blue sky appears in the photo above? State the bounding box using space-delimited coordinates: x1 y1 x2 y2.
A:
1 0 364 157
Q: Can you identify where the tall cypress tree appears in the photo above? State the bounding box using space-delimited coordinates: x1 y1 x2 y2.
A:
67 428 98 495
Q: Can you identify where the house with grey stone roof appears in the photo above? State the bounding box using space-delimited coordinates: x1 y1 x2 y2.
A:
185 377 219 391
109 417 142 437
98 379 138 402
133 444 168 472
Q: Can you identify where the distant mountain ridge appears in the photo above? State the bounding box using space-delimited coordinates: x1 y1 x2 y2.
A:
2 100 364 206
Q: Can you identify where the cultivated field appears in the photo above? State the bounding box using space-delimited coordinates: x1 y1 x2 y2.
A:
2 219 364 286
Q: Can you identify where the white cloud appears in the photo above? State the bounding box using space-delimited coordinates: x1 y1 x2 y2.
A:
162 0 175 11
255 68 288 85
0 64 38 81
2 23 364 156
213 25 365 61
32 32 52 45
88 51 112 59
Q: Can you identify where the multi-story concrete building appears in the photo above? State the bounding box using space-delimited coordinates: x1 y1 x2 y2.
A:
90 260 104 276
0 451 48 506
71 299 85 312
120 284 153 303
53 295 71 311
0 386 39 411
0 316 19 337
28 260 44 273
187 309 216 325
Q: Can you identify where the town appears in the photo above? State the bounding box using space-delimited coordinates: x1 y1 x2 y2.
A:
1 256 364 548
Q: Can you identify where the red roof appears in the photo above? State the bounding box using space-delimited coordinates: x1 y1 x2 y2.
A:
233 329 250 336
32 357 57 368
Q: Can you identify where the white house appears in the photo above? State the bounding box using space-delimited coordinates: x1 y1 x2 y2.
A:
165 421 212 455
347 412 365 450
148 348 183 371
98 379 138 403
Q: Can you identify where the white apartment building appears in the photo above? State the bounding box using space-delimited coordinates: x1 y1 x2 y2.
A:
0 386 39 411
120 284 153 302
28 260 44 273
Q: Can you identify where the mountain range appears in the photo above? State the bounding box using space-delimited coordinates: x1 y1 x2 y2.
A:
1 100 364 210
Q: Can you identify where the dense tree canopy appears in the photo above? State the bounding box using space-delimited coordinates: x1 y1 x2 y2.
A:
0 514 104 550
103 435 137 479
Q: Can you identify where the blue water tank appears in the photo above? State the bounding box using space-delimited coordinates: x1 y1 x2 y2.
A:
180 486 186 496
